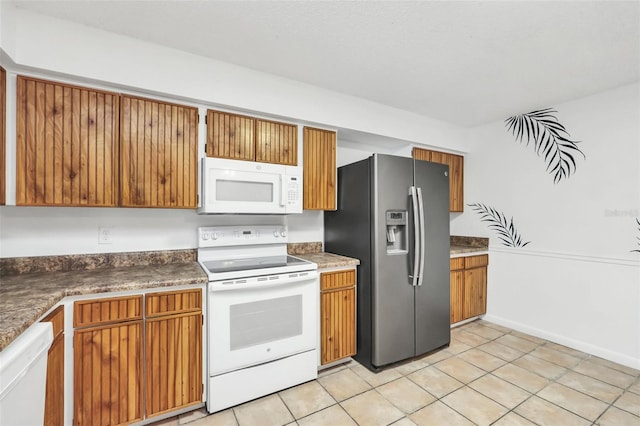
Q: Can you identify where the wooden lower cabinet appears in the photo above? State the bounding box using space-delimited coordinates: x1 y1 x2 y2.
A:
463 267 487 319
73 289 202 425
145 311 202 418
450 270 465 324
74 321 143 426
450 255 488 324
320 269 356 365
42 306 65 426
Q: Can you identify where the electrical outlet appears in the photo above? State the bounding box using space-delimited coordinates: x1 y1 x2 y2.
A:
98 227 113 244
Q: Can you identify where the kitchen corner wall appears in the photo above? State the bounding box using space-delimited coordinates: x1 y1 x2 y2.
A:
451 83 640 369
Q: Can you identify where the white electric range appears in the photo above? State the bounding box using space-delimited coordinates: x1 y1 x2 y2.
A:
197 225 319 413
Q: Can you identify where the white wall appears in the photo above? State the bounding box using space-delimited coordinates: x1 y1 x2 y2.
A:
1 6 466 151
0 5 465 258
452 83 640 368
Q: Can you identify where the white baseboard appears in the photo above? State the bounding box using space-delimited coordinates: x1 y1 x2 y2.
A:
483 314 640 371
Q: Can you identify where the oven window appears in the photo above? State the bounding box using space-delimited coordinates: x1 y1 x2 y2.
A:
229 295 302 350
216 180 273 202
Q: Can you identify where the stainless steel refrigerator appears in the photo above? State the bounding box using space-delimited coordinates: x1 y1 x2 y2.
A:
324 153 450 371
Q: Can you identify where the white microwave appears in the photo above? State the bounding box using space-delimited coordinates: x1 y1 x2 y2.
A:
199 157 303 214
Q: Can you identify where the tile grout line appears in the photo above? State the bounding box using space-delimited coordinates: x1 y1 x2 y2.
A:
171 320 640 426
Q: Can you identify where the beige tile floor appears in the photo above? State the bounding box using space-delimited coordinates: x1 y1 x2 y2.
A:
153 320 640 426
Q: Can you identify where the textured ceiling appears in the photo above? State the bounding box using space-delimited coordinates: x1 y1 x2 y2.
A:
9 0 640 127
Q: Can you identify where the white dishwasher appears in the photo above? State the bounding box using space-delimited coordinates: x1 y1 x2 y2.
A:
0 322 53 425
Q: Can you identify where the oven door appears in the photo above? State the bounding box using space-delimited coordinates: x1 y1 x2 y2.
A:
208 271 318 376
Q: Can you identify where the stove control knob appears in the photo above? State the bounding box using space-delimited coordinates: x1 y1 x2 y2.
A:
273 230 279 237
280 230 287 237
202 232 209 240
212 232 219 240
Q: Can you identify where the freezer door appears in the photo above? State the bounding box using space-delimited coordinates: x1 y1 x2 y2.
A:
371 154 416 367
413 159 451 355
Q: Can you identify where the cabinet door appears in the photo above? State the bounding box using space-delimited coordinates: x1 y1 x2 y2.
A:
412 147 464 212
120 95 198 208
412 147 431 162
450 270 464 324
0 66 5 205
145 311 203 417
445 154 463 212
320 287 356 365
42 306 64 426
463 266 487 319
206 109 255 161
303 127 336 210
255 119 297 165
16 76 118 206
74 321 143 426
16 76 120 206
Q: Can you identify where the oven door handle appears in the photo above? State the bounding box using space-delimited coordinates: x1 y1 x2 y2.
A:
209 270 319 292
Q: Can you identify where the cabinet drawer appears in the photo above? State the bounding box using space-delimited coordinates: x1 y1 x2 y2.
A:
145 289 202 317
450 257 465 271
42 305 64 338
321 269 356 291
74 295 142 327
465 254 489 269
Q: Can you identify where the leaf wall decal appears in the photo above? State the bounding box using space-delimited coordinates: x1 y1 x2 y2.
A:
505 108 585 183
469 203 531 248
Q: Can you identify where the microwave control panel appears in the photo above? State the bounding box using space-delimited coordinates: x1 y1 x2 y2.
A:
286 176 300 205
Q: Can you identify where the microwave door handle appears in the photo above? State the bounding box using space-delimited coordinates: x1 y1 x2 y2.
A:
279 175 286 207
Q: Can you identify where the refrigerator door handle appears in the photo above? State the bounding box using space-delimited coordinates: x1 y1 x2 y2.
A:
416 187 426 286
409 186 420 287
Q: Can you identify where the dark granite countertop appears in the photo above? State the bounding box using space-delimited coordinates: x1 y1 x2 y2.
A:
294 252 360 269
288 242 360 269
450 235 489 256
0 250 207 351
287 237 489 269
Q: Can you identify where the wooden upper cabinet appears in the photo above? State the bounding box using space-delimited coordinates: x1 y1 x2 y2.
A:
16 76 120 206
120 95 198 208
255 119 297 165
303 127 336 210
206 109 297 166
412 147 464 212
206 109 255 161
1 66 5 205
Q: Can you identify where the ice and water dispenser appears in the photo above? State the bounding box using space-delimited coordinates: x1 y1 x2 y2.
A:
386 210 408 254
